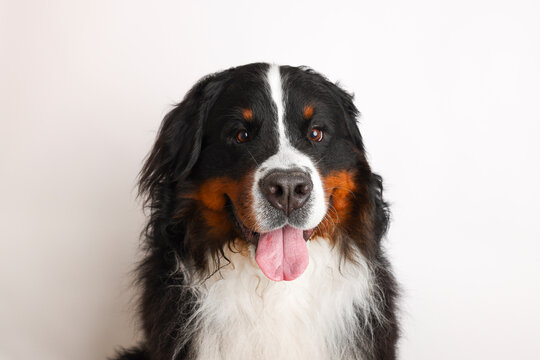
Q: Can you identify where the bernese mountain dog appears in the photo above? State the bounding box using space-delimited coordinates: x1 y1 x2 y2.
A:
112 63 399 360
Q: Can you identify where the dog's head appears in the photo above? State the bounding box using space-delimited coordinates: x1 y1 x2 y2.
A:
140 63 388 281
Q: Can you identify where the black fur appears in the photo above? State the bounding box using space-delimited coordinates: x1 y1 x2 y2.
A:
111 63 399 360
111 346 149 360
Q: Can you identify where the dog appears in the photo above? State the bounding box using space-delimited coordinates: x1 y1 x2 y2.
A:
112 63 399 360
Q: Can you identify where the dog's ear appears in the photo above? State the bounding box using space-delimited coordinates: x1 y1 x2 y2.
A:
139 73 228 200
138 72 229 248
322 80 365 153
326 81 390 248
369 173 390 245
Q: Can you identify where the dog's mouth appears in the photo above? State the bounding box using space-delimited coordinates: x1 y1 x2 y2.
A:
233 214 314 244
227 197 315 282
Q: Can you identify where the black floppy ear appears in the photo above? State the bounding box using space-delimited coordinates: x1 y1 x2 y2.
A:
323 81 365 152
139 74 227 199
369 173 390 245
327 81 390 246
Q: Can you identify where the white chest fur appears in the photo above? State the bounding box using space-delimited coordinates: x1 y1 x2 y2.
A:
185 238 379 360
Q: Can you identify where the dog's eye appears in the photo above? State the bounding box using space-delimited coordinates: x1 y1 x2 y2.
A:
236 130 249 143
308 128 324 142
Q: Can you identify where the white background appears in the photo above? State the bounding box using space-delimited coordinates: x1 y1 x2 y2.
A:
1 1 539 359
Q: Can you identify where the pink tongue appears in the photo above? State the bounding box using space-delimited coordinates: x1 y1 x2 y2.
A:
255 225 309 281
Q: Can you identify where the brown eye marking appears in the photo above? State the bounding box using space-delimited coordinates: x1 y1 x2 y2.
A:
242 108 253 121
308 128 324 142
236 130 249 143
303 105 314 119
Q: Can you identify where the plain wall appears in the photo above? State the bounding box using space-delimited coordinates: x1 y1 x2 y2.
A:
1 1 539 359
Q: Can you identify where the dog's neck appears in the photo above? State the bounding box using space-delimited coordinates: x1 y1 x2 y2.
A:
178 237 381 360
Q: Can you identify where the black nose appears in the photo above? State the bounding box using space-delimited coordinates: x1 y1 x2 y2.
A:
259 170 313 216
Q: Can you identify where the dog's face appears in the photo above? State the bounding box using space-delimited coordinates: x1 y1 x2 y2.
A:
140 63 387 281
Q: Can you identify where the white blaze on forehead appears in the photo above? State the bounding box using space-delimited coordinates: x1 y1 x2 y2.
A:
266 64 288 147
250 64 327 231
